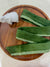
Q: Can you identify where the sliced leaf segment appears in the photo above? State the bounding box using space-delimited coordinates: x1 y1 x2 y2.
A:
18 26 50 36
21 9 50 27
6 41 50 56
16 28 48 43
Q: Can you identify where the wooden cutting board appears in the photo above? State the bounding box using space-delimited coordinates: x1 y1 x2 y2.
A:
0 5 49 61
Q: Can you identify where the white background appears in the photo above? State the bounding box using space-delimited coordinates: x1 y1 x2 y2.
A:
0 0 50 67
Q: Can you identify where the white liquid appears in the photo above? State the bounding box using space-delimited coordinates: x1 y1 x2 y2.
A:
0 12 19 25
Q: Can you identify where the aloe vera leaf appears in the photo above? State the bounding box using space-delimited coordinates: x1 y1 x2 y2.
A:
6 41 50 56
18 26 50 36
21 9 50 27
16 29 48 43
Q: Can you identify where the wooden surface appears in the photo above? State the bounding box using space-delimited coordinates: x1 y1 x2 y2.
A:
0 5 49 61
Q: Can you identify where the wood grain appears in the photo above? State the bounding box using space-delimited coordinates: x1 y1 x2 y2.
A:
0 5 49 61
